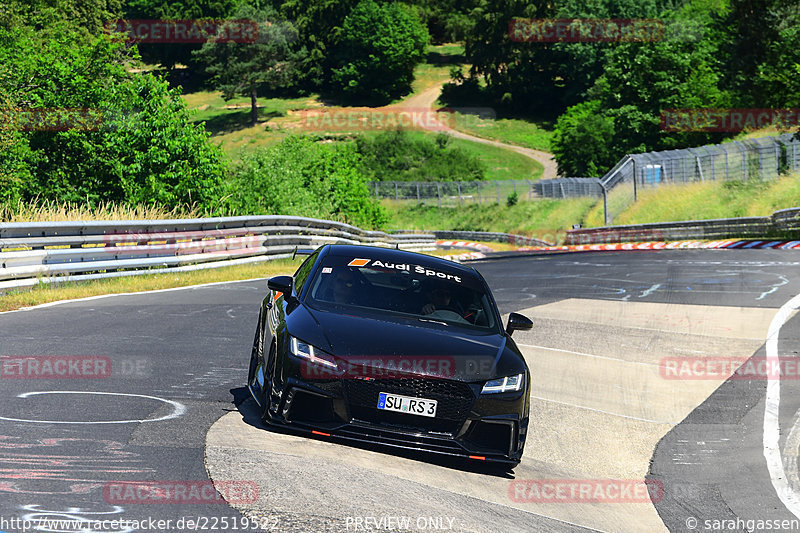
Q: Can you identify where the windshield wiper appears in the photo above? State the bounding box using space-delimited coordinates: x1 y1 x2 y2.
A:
417 318 448 326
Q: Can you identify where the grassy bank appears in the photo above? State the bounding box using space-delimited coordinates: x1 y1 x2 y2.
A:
0 200 197 222
448 113 554 153
583 173 800 227
0 260 303 312
383 197 597 244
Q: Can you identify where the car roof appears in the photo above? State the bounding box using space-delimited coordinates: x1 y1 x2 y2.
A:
320 244 479 278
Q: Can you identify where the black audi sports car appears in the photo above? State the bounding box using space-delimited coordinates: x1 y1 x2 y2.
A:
247 244 533 465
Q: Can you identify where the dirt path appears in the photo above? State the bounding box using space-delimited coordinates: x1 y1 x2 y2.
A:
389 84 559 180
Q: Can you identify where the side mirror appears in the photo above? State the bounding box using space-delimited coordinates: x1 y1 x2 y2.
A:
506 312 533 336
267 275 293 298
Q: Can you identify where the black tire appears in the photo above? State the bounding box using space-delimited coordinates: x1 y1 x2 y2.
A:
259 341 277 426
247 310 264 392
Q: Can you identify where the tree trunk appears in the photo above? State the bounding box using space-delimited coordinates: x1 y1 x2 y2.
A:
250 88 258 126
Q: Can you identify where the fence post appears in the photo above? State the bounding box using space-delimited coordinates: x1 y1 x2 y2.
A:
711 152 715 181
478 182 482 204
375 182 379 200
739 143 746 180
724 150 729 180
496 182 500 203
437 183 441 208
395 182 398 201
602 184 610 226
457 182 462 205
416 182 420 203
682 157 686 183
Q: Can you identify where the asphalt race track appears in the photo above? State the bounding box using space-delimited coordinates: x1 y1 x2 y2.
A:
1 249 800 532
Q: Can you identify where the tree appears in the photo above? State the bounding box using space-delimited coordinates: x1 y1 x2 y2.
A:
121 0 239 71
0 17 228 211
551 100 616 176
277 0 360 90
225 136 386 228
193 5 302 126
2 0 123 35
458 0 676 114
713 0 799 106
330 0 428 104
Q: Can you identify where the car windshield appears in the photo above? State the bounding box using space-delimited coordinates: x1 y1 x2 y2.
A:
304 254 499 331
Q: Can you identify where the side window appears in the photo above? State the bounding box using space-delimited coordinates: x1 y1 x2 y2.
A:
293 251 318 296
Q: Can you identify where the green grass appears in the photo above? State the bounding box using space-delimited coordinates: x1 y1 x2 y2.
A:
394 131 544 181
178 43 549 175
447 113 554 153
583 173 800 227
184 92 321 161
383 197 598 244
0 260 303 312
407 43 466 97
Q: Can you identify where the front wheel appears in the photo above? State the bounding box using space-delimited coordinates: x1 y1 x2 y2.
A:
259 342 277 425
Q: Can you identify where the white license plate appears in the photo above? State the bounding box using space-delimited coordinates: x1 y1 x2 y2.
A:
377 392 437 418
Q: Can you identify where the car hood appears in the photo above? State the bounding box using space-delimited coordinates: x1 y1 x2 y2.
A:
287 303 526 381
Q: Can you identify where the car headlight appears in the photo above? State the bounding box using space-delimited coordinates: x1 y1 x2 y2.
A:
290 336 337 369
481 373 524 394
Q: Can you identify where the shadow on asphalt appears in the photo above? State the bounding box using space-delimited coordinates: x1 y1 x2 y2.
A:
228 387 516 479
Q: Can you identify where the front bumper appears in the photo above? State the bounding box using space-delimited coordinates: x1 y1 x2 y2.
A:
265 375 528 464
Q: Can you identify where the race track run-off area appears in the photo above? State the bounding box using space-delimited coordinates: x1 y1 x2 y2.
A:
2 249 800 532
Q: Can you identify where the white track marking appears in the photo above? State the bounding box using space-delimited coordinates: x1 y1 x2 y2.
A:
0 391 186 424
763 292 800 518
783 408 800 495
640 284 661 298
529 395 679 425
758 274 789 300
518 343 658 368
0 277 268 315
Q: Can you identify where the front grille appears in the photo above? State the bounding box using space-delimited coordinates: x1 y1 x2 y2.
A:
343 378 476 434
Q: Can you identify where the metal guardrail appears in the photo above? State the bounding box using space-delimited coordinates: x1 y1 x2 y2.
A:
394 230 551 247
0 217 555 291
0 216 438 291
565 207 800 244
